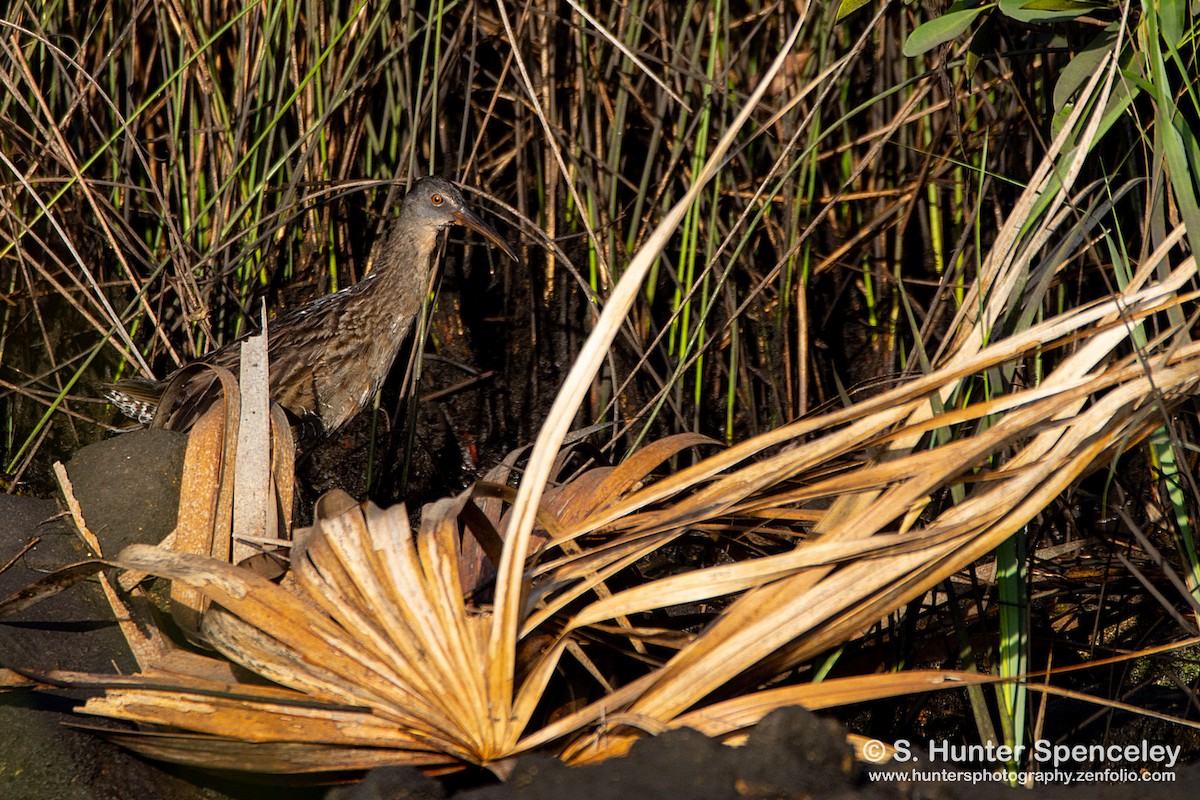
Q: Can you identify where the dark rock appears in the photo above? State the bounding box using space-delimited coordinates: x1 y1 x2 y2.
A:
444 712 880 800
741 706 860 789
0 494 133 674
64 428 187 556
0 691 222 800
0 429 186 674
324 766 446 800
0 493 222 800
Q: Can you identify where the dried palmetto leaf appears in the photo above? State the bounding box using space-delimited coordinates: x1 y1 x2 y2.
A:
22 278 1199 774
166 328 296 637
63 495 515 771
13 21 1200 779
168 370 238 637
52 270 1200 772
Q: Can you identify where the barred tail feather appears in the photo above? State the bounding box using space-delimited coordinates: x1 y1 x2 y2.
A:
104 378 163 425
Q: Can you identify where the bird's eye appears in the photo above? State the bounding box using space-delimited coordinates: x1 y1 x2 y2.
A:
431 193 444 206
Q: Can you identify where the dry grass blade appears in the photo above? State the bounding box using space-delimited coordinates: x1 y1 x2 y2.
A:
0 560 108 619
489 13 814 741
607 350 1199 734
518 279 1192 623
82 726 456 773
661 655 1200 744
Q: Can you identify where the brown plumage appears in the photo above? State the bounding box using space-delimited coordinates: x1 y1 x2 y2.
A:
106 177 516 435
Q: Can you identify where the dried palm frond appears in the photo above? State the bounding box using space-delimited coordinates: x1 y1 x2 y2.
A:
6 11 1200 778
41 266 1198 771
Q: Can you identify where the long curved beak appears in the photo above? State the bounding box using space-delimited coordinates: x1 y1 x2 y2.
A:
452 208 518 262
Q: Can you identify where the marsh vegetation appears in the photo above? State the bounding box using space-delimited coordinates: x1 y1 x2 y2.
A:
2 0 1199 784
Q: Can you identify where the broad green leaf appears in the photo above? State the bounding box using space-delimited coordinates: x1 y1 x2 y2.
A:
1053 24 1119 112
1022 0 1104 8
835 0 874 23
903 2 995 57
1158 0 1185 47
999 0 1107 24
1146 6 1200 258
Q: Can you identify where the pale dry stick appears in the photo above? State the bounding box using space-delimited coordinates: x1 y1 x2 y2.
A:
486 6 813 749
52 462 171 668
539 1 558 301
230 314 273 565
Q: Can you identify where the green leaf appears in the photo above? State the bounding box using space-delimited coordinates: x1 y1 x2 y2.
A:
1158 0 1186 48
1052 24 1119 112
1022 0 1103 9
999 0 1106 24
835 0 874 23
903 2 995 58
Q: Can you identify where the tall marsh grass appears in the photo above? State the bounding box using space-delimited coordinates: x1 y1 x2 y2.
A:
2 0 1200 775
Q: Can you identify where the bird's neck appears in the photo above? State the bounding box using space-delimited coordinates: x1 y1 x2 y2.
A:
344 217 443 379
356 218 442 312
372 215 441 278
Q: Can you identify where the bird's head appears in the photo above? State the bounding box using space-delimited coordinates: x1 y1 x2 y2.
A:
403 177 517 261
